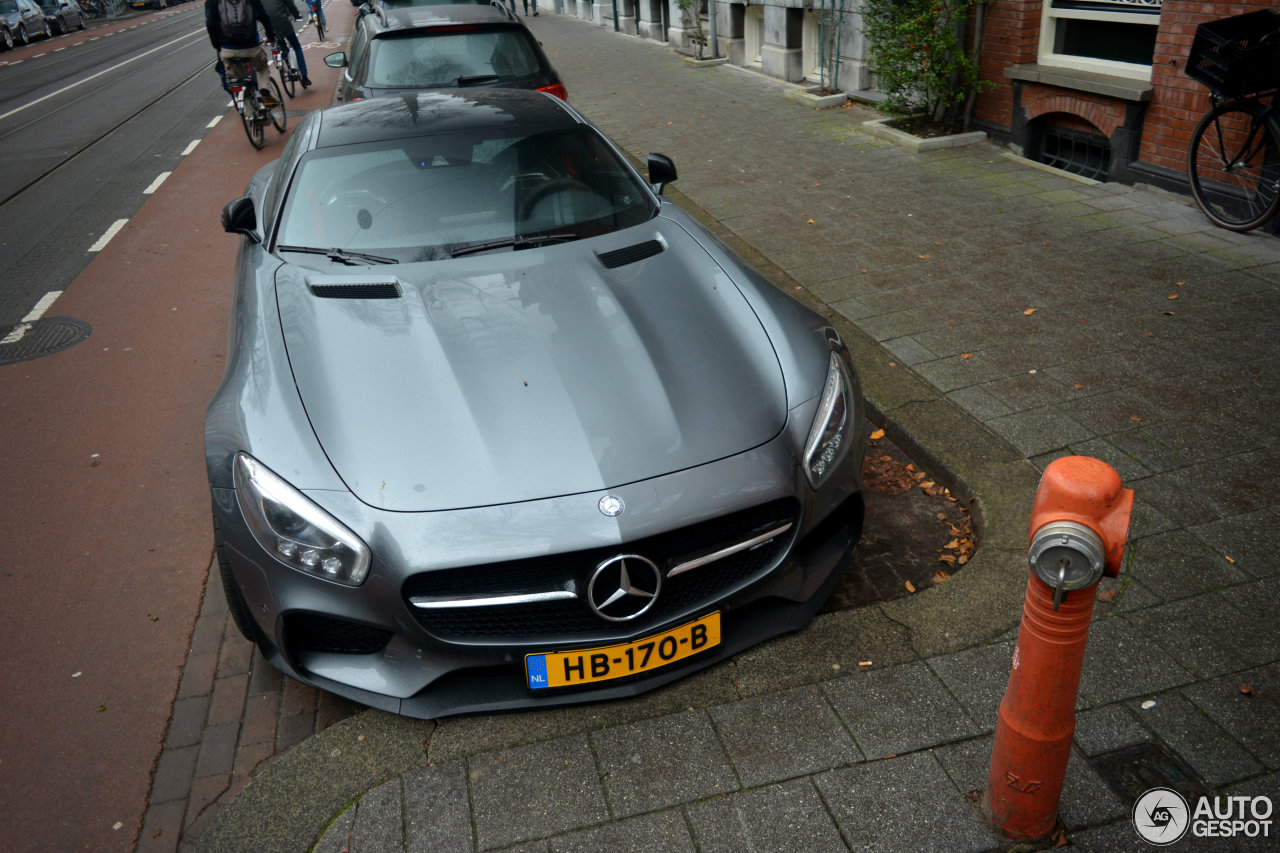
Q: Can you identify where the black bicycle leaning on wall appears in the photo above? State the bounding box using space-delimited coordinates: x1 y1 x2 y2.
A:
1185 9 1280 233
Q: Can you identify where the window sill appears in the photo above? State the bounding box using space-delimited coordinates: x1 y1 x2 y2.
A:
1006 64 1153 102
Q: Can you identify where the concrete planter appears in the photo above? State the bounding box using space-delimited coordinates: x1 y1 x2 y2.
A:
785 87 848 109
861 116 987 152
683 55 729 68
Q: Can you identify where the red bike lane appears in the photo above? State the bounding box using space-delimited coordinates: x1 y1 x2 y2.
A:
0 29 343 850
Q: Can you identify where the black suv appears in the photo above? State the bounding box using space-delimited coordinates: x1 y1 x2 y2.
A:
325 4 566 103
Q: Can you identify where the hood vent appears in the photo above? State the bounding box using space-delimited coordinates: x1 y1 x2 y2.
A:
597 240 663 269
309 282 401 299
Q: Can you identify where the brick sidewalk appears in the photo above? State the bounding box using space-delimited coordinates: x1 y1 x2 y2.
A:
137 561 361 853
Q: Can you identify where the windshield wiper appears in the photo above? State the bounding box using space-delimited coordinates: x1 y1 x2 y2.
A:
455 74 501 86
448 232 579 259
277 245 399 265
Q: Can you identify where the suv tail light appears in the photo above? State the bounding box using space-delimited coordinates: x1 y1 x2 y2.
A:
538 83 568 101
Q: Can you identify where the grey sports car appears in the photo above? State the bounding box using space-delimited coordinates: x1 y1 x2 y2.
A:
208 89 866 719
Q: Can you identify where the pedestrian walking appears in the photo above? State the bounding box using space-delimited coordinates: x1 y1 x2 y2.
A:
521 0 537 14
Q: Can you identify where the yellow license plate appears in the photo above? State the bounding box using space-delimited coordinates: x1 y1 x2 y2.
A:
525 612 721 690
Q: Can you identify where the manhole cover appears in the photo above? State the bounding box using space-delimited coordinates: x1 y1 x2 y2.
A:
1090 742 1212 805
0 316 91 365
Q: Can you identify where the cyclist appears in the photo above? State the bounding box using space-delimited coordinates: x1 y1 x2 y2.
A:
305 0 323 35
206 0 278 107
261 0 310 88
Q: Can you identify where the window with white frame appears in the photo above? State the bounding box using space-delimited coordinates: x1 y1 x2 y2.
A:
1039 0 1161 80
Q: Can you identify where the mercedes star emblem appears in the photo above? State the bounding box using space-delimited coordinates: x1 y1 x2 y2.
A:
598 494 625 517
587 555 661 621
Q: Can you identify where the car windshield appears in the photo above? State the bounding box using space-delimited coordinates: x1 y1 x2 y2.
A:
277 125 656 260
0 1 19 12
379 0 492 7
369 29 542 88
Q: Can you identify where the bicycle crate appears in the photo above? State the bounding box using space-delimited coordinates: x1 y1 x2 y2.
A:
1186 9 1280 96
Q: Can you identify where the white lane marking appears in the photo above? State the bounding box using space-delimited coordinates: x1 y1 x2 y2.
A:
89 219 128 252
182 139 200 154
2 291 63 345
23 291 62 322
143 171 171 194
206 113 222 127
1 324 30 345
0 29 207 122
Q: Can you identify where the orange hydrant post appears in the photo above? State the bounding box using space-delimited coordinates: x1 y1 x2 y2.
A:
986 456 1134 840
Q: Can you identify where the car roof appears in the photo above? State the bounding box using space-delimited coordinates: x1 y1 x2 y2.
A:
370 3 520 33
313 89 583 149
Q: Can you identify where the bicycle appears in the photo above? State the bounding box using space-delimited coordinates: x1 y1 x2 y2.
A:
272 38 302 98
77 0 104 19
1185 10 1280 232
224 57 287 149
307 0 324 42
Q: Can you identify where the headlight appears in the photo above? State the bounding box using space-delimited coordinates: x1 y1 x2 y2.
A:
233 453 371 586
803 352 854 488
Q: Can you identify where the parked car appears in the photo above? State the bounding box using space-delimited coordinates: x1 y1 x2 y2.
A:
324 4 565 103
36 0 82 33
210 89 867 719
0 0 50 46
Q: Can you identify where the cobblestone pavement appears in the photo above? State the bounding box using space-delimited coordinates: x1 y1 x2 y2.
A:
158 7 1280 853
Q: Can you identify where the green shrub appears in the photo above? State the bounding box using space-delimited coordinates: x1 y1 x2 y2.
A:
862 0 989 127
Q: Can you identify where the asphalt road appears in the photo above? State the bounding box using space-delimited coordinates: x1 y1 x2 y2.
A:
0 5 301 848
0 3 228 325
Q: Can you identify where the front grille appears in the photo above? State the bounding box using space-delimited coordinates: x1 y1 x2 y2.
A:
284 612 393 655
403 498 798 643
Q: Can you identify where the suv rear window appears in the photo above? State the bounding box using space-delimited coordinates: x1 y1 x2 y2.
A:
369 28 542 88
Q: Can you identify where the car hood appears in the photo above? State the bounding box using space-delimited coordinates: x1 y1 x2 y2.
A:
276 225 787 511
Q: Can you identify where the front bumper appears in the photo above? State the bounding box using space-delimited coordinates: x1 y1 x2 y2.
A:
213 429 864 720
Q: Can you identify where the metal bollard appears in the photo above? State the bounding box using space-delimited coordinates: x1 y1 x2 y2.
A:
986 456 1134 839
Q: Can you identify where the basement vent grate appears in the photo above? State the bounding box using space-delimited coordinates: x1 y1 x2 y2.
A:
1037 126 1111 182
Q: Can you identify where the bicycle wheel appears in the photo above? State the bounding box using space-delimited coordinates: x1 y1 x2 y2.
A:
267 78 287 133
315 16 324 42
1188 100 1280 232
240 92 265 149
278 49 296 98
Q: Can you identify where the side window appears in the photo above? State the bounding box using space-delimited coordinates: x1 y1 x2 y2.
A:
263 129 308 238
348 26 370 76
1038 0 1161 81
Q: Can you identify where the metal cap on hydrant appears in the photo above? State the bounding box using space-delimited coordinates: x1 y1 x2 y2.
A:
986 456 1134 840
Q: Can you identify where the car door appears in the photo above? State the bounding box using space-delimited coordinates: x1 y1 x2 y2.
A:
333 22 370 102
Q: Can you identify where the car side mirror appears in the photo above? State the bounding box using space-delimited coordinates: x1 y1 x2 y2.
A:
221 197 258 241
324 51 348 68
647 153 677 196
357 2 372 13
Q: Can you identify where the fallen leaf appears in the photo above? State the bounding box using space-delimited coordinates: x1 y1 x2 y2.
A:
945 538 960 550
870 429 886 440
933 570 951 583
917 254 931 259
807 219 815 224
1168 294 1179 300
938 554 957 565
936 512 947 520
1024 308 1038 315
1176 280 1186 286
961 353 973 359
905 580 916 593
1097 588 1117 602
1052 827 1070 848
859 660 873 667
1241 684 1255 696
919 480 935 489
1225 555 1236 564
1130 416 1143 422
1073 384 1084 389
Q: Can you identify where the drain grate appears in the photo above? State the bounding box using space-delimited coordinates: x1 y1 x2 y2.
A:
0 316 91 365
1090 742 1213 805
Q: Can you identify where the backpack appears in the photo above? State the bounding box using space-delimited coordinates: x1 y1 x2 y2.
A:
217 0 255 43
